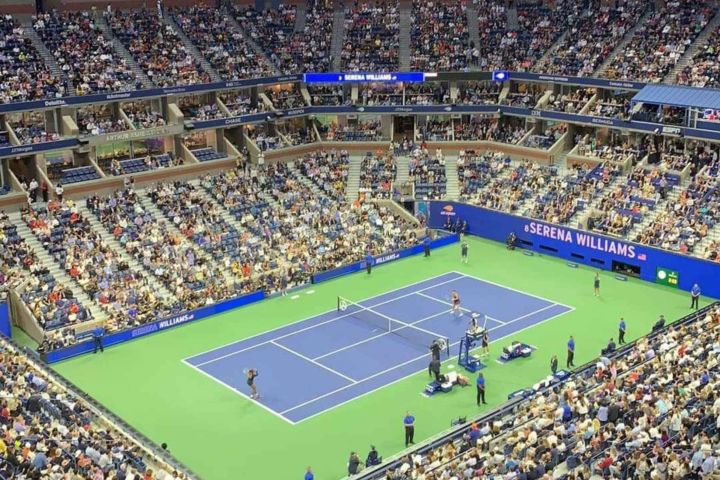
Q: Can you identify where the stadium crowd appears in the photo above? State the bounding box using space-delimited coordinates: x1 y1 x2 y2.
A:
0 15 64 103
677 24 720 88
537 0 647 77
457 151 510 199
341 0 399 72
0 339 186 479
410 0 470 71
604 0 715 83
108 10 210 87
376 306 720 480
409 147 447 200
359 152 397 198
32 11 139 95
234 2 333 74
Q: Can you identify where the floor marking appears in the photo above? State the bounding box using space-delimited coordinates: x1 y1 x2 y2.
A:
189 274 466 367
415 292 506 324
181 359 296 426
312 308 452 361
291 294 300 300
270 341 357 383
281 302 575 420
306 290 315 295
451 271 574 310
184 272 576 424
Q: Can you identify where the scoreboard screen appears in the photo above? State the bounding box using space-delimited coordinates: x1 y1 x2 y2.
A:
656 267 679 288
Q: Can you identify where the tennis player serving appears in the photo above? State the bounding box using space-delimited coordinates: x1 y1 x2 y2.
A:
245 368 259 399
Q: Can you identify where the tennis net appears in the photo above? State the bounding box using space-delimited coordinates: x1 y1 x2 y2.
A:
337 296 450 358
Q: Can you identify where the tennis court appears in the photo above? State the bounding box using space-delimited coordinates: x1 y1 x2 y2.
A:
184 271 573 423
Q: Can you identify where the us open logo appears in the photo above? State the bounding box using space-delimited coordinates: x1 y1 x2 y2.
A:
440 205 456 216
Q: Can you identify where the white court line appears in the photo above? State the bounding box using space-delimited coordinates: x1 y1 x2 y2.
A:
505 304 560 325
451 270 574 310
312 308 455 361
185 271 463 362
270 341 358 383
185 272 576 424
289 303 577 423
190 273 466 367
181 358 297 425
281 302 576 419
414 292 505 324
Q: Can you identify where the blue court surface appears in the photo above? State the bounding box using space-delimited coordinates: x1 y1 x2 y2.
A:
183 272 573 424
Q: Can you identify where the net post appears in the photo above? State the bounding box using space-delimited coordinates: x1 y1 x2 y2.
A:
337 296 340 312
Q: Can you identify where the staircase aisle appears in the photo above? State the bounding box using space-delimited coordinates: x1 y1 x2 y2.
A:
466 3 481 70
346 155 363 200
330 9 347 71
595 8 654 76
398 1 412 71
444 156 460 201
506 3 520 30
394 154 410 196
294 3 307 33
21 21 65 80
95 14 154 89
663 13 720 84
162 15 222 82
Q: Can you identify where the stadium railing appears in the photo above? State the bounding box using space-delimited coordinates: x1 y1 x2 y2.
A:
350 301 719 480
0 334 199 479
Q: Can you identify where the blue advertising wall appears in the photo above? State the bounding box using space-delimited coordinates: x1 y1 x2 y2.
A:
429 202 720 298
45 291 265 363
312 233 460 283
44 235 459 363
0 302 11 338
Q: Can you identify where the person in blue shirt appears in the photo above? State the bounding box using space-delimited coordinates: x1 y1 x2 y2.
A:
566 335 575 368
365 253 374 275
423 236 431 257
403 411 415 447
476 373 487 405
618 318 626 344
92 326 104 354
304 466 314 480
691 283 701 309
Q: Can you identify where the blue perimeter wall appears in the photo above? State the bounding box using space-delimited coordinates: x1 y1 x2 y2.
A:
0 302 11 338
45 235 459 363
429 202 720 298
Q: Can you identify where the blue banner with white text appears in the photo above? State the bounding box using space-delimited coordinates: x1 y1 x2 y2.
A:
45 291 265 363
311 234 460 284
429 202 720 298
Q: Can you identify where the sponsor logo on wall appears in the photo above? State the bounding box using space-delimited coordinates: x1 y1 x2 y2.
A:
440 205 456 216
375 253 401 265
